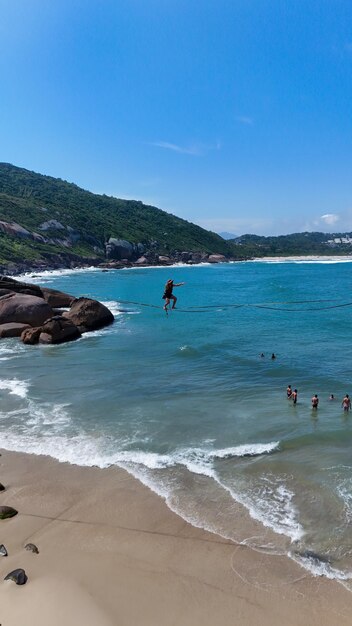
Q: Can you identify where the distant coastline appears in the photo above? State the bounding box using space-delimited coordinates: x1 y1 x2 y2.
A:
8 253 352 280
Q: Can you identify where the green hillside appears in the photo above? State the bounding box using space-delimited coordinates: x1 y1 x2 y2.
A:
229 232 352 257
0 163 231 266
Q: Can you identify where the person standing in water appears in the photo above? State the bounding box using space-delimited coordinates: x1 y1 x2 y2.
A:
162 279 185 311
342 394 351 412
287 385 292 399
292 389 298 404
311 394 319 409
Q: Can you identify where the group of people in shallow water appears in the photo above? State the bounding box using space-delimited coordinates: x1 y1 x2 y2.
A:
286 385 351 411
163 279 351 412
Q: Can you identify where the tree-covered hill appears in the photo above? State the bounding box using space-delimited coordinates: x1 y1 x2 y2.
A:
0 162 231 267
228 232 352 257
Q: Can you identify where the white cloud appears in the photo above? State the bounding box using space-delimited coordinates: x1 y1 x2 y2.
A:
149 140 221 156
320 213 339 225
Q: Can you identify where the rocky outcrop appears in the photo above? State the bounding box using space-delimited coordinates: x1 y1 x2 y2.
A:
0 293 53 326
158 256 172 264
39 219 65 231
0 221 31 238
134 256 148 265
208 254 226 263
0 276 43 298
105 238 145 261
21 327 42 344
0 275 114 346
0 322 31 338
63 297 114 333
38 316 82 344
106 238 134 260
41 287 75 308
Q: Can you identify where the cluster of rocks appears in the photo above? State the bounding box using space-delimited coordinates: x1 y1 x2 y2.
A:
0 220 237 276
0 455 37 586
0 218 104 255
101 238 228 269
0 276 114 345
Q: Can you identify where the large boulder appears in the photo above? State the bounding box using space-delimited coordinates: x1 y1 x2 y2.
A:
0 221 31 239
63 297 114 333
0 293 54 326
0 276 44 298
134 256 148 265
106 238 134 260
0 322 31 338
38 316 81 344
41 287 75 308
208 254 226 263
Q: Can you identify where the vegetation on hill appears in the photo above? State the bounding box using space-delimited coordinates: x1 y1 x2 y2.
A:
0 163 231 266
1 163 351 269
228 232 352 257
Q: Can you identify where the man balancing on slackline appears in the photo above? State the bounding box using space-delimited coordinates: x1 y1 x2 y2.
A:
162 279 185 312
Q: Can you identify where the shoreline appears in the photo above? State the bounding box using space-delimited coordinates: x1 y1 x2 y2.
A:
4 253 352 279
1 449 352 625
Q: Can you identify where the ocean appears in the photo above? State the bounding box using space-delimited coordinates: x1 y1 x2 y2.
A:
1 259 352 586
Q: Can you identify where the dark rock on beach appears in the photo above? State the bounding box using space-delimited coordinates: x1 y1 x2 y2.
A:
24 543 39 554
41 286 75 308
0 322 31 338
38 316 81 344
0 274 114 345
63 297 114 333
0 482 5 491
21 327 42 345
0 275 43 298
0 505 18 519
4 568 27 585
0 544 8 556
208 254 227 263
0 293 53 326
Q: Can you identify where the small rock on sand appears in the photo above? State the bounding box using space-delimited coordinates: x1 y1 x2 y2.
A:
4 568 27 585
0 544 8 556
0 505 18 519
24 543 39 554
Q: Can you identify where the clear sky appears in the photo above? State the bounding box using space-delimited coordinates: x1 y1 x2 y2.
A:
1 0 352 236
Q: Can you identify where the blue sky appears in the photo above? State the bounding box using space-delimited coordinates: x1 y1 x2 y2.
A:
1 0 352 236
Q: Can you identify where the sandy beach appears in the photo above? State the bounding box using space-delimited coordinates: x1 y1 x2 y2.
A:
0 450 351 625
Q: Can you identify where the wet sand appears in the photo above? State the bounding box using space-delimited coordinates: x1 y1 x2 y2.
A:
1 448 352 626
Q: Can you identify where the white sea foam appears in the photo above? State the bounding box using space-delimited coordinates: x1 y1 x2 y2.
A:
120 262 212 271
0 343 26 359
290 551 352 581
100 300 123 316
0 378 29 398
213 442 279 458
252 256 352 264
17 266 100 282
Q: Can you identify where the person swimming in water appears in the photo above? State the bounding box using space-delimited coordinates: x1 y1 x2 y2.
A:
162 279 185 311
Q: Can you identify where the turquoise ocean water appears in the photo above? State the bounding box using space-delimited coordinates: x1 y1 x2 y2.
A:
2 259 352 585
